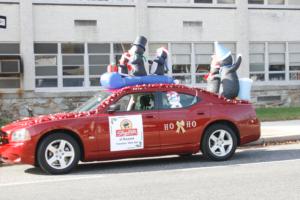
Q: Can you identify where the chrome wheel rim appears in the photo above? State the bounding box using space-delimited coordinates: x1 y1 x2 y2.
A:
45 140 75 170
208 129 233 157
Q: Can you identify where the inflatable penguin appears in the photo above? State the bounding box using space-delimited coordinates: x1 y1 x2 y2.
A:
118 52 132 76
129 36 148 76
215 42 241 99
205 55 221 94
150 47 169 76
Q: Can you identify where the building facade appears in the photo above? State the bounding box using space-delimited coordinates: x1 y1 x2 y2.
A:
0 0 300 119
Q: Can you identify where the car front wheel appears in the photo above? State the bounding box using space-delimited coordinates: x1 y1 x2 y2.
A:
201 124 237 161
37 133 80 174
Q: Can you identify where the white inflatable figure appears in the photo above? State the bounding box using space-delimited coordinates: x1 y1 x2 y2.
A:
167 91 182 108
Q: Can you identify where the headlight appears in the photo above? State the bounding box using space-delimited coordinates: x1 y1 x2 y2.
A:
11 129 31 142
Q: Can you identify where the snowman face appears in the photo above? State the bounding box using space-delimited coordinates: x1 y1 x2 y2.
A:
166 91 182 108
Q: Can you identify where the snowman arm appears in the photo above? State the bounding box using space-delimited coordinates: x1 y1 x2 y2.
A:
229 55 242 73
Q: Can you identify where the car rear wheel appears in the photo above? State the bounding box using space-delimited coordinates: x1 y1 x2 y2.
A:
201 124 237 161
37 133 80 174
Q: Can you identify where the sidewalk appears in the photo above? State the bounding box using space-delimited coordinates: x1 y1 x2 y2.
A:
247 120 300 146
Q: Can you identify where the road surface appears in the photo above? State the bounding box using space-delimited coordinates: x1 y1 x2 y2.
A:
1 143 300 200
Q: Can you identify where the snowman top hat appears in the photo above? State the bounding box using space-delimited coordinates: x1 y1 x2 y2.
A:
133 36 147 51
214 41 231 62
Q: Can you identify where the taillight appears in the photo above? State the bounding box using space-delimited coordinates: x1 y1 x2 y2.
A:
0 131 9 145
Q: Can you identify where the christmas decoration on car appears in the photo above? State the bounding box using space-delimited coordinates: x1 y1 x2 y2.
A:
101 36 175 89
205 42 252 101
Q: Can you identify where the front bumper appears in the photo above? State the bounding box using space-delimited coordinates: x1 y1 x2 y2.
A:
0 142 35 165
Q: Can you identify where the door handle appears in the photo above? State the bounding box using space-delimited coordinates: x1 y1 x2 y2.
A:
145 115 154 119
197 112 205 115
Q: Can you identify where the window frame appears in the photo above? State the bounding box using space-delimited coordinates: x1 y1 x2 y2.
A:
0 43 22 91
107 91 160 113
157 90 200 111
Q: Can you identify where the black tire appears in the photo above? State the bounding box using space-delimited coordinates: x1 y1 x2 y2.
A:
201 124 237 161
37 133 80 175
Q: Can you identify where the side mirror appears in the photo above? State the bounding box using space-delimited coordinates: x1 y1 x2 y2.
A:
107 104 121 113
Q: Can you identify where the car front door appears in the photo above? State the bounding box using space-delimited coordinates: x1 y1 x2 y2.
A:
104 91 160 155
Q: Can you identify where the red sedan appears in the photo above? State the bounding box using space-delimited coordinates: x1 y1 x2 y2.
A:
0 84 260 174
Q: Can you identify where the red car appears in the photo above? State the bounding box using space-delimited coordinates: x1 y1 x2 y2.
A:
0 84 260 174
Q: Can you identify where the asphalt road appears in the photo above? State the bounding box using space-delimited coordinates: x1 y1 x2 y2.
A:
1 143 300 200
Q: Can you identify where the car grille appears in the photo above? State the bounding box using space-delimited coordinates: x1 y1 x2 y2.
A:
0 130 8 145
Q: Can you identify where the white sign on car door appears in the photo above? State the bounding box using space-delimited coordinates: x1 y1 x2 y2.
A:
109 114 144 151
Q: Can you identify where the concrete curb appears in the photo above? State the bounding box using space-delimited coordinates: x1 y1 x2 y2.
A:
245 135 300 146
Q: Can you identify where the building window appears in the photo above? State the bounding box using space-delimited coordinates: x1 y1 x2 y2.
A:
268 42 286 81
194 0 213 3
250 43 265 82
289 0 300 5
61 43 85 87
113 43 131 64
248 0 264 4
217 0 235 4
34 43 58 88
88 43 110 86
194 43 213 84
0 43 21 89
267 0 284 5
289 42 300 81
171 43 192 84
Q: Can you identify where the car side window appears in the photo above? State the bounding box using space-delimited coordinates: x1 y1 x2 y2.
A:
114 93 155 112
161 91 198 109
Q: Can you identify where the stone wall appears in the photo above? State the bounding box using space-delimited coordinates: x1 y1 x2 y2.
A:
0 85 300 121
251 85 300 108
0 91 94 121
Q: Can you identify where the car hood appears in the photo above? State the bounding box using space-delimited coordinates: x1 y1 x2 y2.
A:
1 111 99 133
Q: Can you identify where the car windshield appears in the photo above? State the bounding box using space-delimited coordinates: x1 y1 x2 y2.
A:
73 91 112 112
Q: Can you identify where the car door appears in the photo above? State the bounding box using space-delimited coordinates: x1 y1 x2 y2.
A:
104 91 161 155
157 89 210 148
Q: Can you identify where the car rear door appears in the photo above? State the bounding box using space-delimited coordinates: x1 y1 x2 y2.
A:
157 89 210 148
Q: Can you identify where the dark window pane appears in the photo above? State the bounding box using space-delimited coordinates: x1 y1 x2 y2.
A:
62 43 84 54
1 60 20 73
290 64 300 71
194 0 212 3
63 66 84 76
172 64 191 73
62 55 84 65
269 73 285 81
113 43 131 54
35 79 58 88
88 43 110 53
0 43 19 54
90 78 100 86
0 79 20 88
63 78 84 87
248 0 264 4
34 43 58 54
89 66 107 75
89 55 110 65
269 64 285 71
35 66 58 76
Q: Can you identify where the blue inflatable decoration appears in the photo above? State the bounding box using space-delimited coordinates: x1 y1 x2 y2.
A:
100 72 175 89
